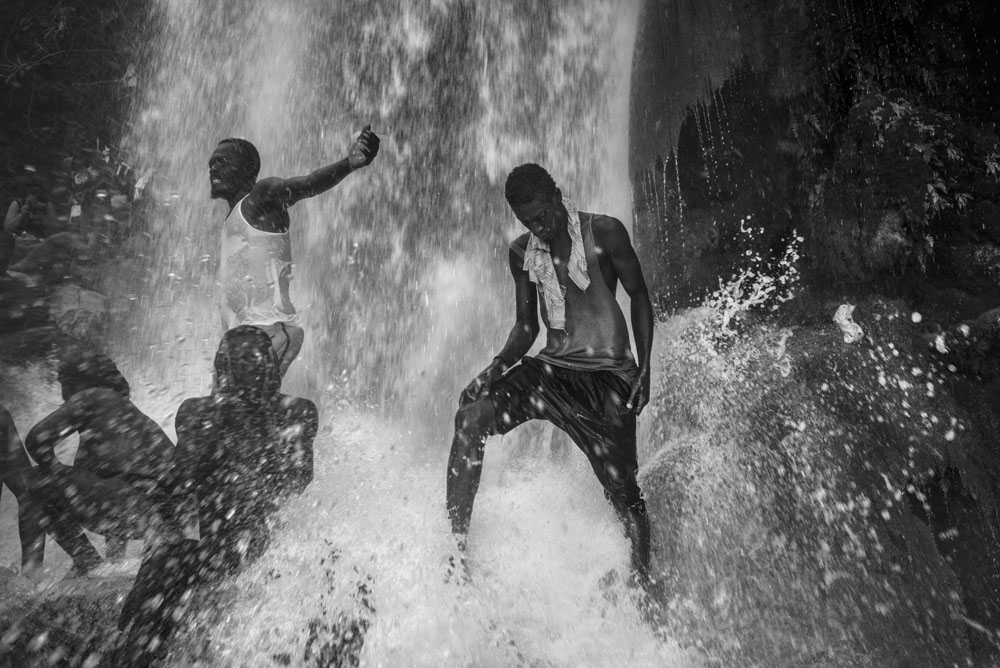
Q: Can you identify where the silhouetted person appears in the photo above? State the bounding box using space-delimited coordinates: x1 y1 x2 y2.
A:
209 127 379 377
176 324 317 569
446 164 655 585
25 352 181 575
1 404 45 574
112 326 318 667
2 187 52 274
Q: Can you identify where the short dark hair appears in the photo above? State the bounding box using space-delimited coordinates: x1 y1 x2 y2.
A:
504 163 557 207
214 325 280 403
57 352 130 398
218 137 261 181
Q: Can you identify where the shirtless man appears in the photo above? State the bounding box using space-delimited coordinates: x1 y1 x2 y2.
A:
113 326 318 666
173 324 318 570
209 127 380 377
446 163 654 585
25 352 181 574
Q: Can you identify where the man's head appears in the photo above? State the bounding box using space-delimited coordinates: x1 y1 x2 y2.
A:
504 164 563 242
21 186 47 213
57 352 130 401
209 138 260 200
214 326 280 404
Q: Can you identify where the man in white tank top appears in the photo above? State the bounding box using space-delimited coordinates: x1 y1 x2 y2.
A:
446 163 656 591
208 127 380 377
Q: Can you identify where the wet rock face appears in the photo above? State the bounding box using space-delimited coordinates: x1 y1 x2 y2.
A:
631 0 1000 311
0 575 130 668
640 301 1000 666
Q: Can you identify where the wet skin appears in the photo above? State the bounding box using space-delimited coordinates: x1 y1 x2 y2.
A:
447 183 655 583
24 387 180 572
208 126 379 376
208 125 380 233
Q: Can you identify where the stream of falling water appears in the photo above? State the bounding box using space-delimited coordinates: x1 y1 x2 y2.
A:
93 1 700 665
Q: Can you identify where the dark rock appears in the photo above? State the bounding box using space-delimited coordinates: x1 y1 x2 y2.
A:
0 326 91 365
971 200 1000 244
56 309 104 345
0 575 131 668
0 278 49 335
8 232 82 284
936 243 1000 298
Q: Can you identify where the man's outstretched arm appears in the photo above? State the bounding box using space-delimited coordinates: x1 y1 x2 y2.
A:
256 125 380 209
603 218 654 414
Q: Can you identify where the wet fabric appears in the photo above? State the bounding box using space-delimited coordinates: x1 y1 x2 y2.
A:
219 195 299 327
486 356 641 506
513 215 638 381
522 197 589 329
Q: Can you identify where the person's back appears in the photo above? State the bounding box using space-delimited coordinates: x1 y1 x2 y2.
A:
174 326 316 569
67 387 175 482
113 327 317 666
25 352 182 573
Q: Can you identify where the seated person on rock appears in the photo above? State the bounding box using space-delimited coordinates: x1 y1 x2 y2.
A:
24 352 182 575
112 326 317 666
174 324 318 571
2 187 54 275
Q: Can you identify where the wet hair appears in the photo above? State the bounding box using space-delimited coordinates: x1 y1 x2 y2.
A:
213 325 280 405
57 352 130 398
504 163 558 207
217 137 261 182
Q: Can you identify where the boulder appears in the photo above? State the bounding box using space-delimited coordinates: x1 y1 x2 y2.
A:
0 278 48 335
8 233 82 284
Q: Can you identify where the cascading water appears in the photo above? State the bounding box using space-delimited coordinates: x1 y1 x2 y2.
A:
86 0 702 666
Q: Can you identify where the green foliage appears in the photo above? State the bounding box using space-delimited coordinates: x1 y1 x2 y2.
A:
0 0 147 206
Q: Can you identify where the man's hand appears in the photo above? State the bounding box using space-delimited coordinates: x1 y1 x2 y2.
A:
348 125 380 170
459 357 507 407
626 366 651 416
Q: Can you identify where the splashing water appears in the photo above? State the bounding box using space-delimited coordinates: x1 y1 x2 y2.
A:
14 0 708 665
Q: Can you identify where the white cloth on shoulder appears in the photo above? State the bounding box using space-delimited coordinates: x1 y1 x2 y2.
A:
523 198 590 330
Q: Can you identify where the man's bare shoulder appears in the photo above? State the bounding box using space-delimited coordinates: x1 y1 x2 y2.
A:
587 213 632 248
510 232 531 253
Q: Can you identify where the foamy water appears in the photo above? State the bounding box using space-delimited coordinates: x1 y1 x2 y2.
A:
157 410 698 668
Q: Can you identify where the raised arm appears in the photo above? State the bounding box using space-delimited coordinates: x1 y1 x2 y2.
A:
459 241 540 405
4 200 25 234
254 125 380 210
604 218 654 414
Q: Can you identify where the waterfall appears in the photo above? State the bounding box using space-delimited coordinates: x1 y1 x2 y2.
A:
105 2 704 666
118 0 641 433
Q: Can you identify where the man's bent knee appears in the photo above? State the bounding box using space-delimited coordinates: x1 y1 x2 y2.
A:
454 399 495 438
